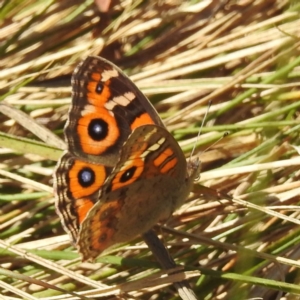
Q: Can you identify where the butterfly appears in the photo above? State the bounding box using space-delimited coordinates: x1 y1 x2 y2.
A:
53 56 200 260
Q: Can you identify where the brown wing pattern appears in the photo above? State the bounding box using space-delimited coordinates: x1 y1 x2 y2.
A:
77 125 198 260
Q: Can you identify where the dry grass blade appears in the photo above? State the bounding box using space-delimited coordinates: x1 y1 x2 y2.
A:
1 0 300 299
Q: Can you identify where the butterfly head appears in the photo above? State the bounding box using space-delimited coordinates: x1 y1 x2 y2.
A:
187 156 201 182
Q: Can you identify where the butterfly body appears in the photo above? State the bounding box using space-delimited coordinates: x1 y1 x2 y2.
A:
54 56 199 260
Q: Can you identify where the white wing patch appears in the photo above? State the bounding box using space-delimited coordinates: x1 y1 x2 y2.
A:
105 92 136 110
101 68 118 81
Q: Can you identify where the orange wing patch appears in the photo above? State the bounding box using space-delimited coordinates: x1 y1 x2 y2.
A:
87 77 111 107
75 198 95 225
109 138 149 191
160 157 178 173
79 200 122 259
77 108 119 155
153 147 178 173
68 160 107 198
130 112 155 130
110 160 144 191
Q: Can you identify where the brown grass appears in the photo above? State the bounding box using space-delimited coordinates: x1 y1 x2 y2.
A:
1 0 300 299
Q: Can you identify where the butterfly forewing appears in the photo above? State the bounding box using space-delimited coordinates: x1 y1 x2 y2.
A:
65 56 164 165
77 125 195 260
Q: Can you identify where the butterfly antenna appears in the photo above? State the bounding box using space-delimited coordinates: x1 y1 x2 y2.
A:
190 102 230 162
190 100 212 160
204 131 229 154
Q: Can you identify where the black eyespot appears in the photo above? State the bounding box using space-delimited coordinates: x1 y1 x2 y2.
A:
95 82 103 94
78 167 95 187
120 166 137 183
88 118 108 141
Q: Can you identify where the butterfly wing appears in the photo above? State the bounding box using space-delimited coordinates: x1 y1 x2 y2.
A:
54 153 112 242
77 125 197 260
54 56 164 244
65 56 165 165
